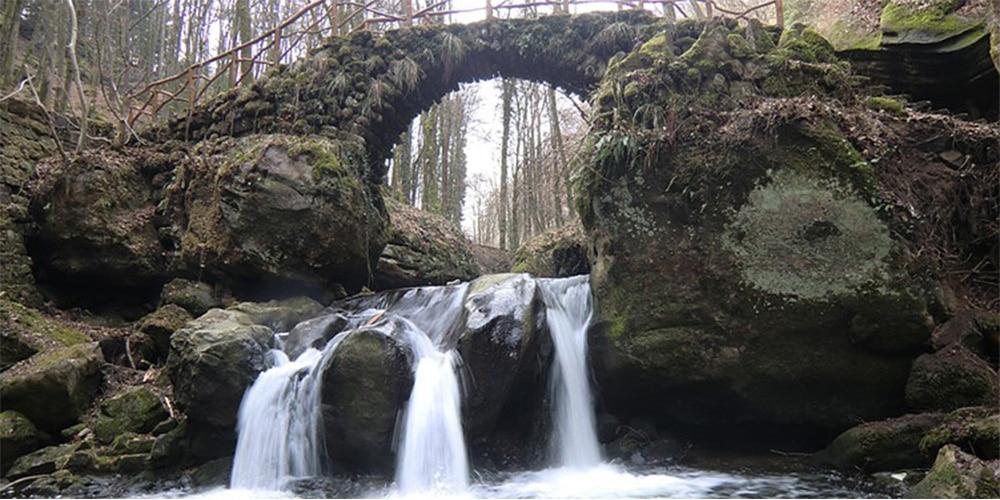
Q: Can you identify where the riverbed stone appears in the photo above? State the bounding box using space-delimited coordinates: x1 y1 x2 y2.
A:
320 325 413 471
166 308 272 428
0 342 103 432
905 345 999 412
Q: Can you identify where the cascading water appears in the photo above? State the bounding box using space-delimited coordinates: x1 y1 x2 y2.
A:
393 284 471 495
229 332 348 490
539 276 603 468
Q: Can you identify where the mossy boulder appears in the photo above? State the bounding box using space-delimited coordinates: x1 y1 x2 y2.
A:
165 134 389 294
374 197 479 289
880 0 985 46
0 299 90 371
91 386 169 444
0 411 43 474
166 308 272 429
138 303 194 356
159 279 222 316
0 343 103 432
908 444 1000 498
905 345 999 412
320 326 413 471
511 223 589 278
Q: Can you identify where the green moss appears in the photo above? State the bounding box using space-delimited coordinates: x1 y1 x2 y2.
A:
824 20 882 51
777 24 837 63
866 96 906 115
91 387 168 444
0 300 90 348
880 0 979 40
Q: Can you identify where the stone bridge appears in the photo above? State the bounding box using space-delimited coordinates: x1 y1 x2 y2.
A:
155 11 670 169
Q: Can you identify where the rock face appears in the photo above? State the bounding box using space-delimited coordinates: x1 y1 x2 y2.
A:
511 224 589 278
374 197 479 289
905 346 999 412
576 18 998 439
165 135 388 293
457 274 548 441
29 149 166 290
908 444 1000 498
0 342 103 432
166 308 272 429
320 326 413 471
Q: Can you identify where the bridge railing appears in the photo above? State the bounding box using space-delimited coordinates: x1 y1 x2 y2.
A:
123 0 783 139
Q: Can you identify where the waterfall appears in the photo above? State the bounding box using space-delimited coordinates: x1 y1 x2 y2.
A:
230 332 347 490
540 276 603 468
394 285 470 495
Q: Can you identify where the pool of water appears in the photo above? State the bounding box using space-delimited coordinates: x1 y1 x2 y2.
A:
131 462 896 499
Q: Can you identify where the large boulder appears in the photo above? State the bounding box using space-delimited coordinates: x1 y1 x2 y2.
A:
511 224 589 278
165 134 389 293
320 325 413 471
0 342 103 432
0 411 43 474
166 308 272 429
138 304 194 357
576 18 997 439
374 197 479 289
908 444 1000 498
457 274 548 440
905 345 999 412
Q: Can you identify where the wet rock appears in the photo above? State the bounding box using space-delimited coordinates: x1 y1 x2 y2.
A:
91 387 169 444
511 224 589 278
374 197 479 289
908 445 1000 498
0 411 43 474
320 326 413 471
905 345 999 412
0 342 103 432
165 134 389 294
280 312 351 359
166 308 272 428
138 304 194 357
457 274 546 440
159 279 221 317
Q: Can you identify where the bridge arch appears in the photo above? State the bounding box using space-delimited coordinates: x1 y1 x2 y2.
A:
161 11 667 174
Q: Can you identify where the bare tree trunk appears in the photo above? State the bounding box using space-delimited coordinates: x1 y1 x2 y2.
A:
499 78 513 250
65 0 88 151
0 0 24 89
